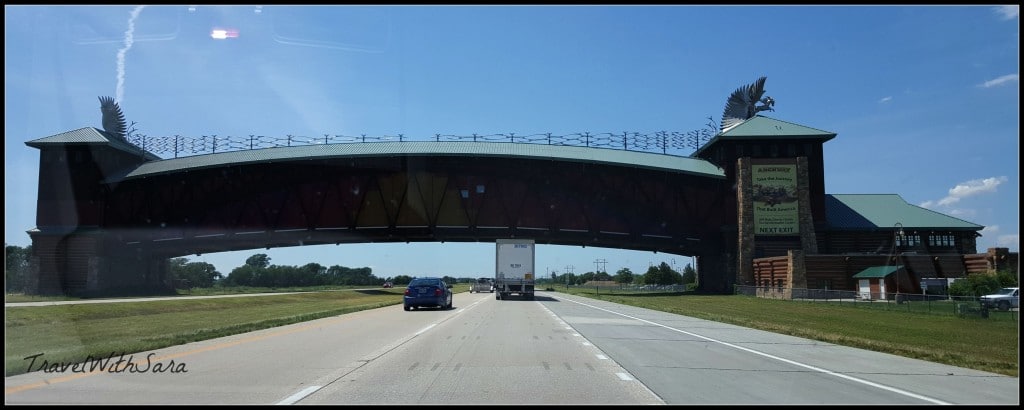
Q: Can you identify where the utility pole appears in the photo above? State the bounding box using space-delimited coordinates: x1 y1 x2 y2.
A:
565 265 575 289
594 258 607 276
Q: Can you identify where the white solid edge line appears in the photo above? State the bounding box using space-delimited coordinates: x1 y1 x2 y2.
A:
559 295 953 405
415 323 437 336
276 385 321 405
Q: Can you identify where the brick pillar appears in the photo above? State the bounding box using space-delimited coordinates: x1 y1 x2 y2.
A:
787 249 807 299
796 157 818 254
736 157 754 286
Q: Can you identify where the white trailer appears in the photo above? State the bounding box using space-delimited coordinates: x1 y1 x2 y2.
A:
495 239 535 300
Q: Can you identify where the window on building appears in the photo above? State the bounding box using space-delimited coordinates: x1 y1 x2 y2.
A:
896 233 920 247
928 234 955 247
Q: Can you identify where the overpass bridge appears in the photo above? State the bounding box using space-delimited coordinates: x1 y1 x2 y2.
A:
26 77 845 296
26 127 759 295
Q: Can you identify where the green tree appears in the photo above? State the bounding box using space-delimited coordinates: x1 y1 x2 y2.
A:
245 253 271 269
994 270 1018 287
681 263 696 285
225 265 258 286
614 267 634 284
298 263 327 286
169 257 222 288
553 273 577 285
655 262 680 285
392 274 413 285
949 273 1002 298
5 244 32 293
643 265 664 285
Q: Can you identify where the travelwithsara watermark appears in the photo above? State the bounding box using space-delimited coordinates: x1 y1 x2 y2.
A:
23 352 188 374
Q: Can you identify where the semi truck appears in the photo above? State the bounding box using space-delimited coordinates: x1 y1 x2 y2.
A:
494 239 535 300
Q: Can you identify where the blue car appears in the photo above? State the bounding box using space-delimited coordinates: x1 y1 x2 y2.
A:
403 277 453 311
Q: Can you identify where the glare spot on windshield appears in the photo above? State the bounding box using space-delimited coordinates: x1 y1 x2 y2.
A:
210 28 239 40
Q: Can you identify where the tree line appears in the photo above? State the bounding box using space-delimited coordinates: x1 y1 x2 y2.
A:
173 253 388 289
3 244 394 291
547 261 696 287
6 243 700 292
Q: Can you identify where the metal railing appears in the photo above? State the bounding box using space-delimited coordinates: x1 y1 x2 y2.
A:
124 120 720 159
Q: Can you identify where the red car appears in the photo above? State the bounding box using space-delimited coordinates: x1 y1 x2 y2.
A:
382 282 393 288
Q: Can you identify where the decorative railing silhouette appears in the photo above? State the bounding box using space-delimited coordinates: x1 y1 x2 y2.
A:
125 118 719 159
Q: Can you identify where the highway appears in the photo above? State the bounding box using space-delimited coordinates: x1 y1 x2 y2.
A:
4 291 1019 405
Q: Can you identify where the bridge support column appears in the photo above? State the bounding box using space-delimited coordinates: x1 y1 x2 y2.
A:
27 229 172 296
696 245 734 293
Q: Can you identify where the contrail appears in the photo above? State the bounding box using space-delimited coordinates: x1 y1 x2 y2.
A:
115 5 146 104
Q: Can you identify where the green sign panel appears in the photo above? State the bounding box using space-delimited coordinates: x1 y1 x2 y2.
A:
752 163 798 235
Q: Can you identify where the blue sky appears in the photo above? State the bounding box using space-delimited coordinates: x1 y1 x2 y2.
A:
4 5 1019 280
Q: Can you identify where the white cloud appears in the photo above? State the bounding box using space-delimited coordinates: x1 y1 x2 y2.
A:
977 227 1020 251
946 208 976 218
997 234 1019 249
995 5 1019 20
979 74 1018 88
878 96 892 104
934 176 1008 206
919 200 935 209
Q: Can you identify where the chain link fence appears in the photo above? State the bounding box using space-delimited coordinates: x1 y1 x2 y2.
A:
734 285 1018 320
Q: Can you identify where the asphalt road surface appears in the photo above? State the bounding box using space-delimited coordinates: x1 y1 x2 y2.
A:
4 291 1019 405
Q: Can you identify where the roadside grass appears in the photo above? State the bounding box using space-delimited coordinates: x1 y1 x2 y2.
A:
178 285 367 296
5 294 81 303
556 288 1019 377
5 290 403 377
5 285 474 377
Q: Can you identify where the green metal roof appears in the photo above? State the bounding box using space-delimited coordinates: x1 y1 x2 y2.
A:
115 141 727 181
825 194 983 231
693 115 836 157
719 115 837 139
25 127 160 160
852 265 903 279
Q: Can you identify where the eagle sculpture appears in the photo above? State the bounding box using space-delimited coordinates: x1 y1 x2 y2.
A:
99 96 127 139
720 76 774 132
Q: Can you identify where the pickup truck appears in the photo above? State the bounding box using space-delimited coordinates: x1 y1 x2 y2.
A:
469 277 494 293
979 287 1019 311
